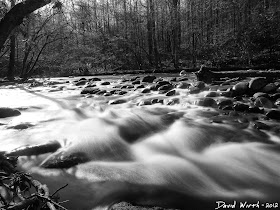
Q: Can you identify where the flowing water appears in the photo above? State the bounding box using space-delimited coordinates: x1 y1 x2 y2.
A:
0 74 280 210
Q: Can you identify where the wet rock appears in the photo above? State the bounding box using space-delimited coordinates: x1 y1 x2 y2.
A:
233 96 243 101
266 109 280 120
252 122 270 130
141 88 150 93
166 98 180 105
132 80 140 85
110 90 118 94
0 108 21 118
170 77 177 82
108 99 127 105
205 91 219 97
270 93 280 101
104 92 112 96
118 91 127 95
100 81 110 85
248 106 264 114
136 84 145 89
151 98 163 104
253 92 269 99
254 97 274 108
189 87 201 94
142 75 156 83
177 77 189 82
194 98 217 107
156 81 171 90
75 80 87 86
176 82 190 89
233 103 249 112
96 90 107 95
194 81 206 89
222 105 234 110
217 99 233 108
166 89 176 96
261 83 277 93
130 76 140 81
81 87 99 94
232 82 248 96
8 123 34 130
138 100 152 106
89 77 101 82
158 84 173 91
248 77 268 92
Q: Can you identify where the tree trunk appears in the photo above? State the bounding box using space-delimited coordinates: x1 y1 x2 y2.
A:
7 0 16 80
0 0 52 51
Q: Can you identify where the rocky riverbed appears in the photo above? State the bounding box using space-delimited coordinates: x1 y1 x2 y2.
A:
1 73 280 209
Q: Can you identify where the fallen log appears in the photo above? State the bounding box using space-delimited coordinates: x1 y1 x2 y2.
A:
195 66 280 83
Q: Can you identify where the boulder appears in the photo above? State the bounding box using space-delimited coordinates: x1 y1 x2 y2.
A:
142 75 156 83
0 108 21 118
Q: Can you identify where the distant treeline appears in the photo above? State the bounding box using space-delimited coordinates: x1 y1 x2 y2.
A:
0 0 279 78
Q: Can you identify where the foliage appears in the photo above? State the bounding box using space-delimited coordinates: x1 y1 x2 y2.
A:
0 153 67 210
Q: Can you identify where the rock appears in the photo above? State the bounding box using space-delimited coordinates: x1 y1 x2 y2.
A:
253 92 269 99
233 103 249 112
96 90 107 95
108 99 127 105
142 75 156 83
217 99 233 108
261 83 277 93
248 77 268 92
252 122 270 130
158 84 173 91
266 110 280 120
194 81 206 89
141 88 150 93
275 98 280 106
194 98 217 107
104 92 112 96
270 93 280 101
254 97 274 108
156 81 171 90
177 77 189 82
138 100 152 106
166 98 180 105
118 91 127 95
130 76 140 81
75 80 87 86
0 108 21 118
151 98 163 104
81 87 99 94
136 84 145 89
189 87 201 94
176 82 190 89
248 106 264 114
89 77 101 81
232 82 248 96
132 80 140 85
100 81 110 85
166 89 176 96
7 123 34 130
205 91 219 97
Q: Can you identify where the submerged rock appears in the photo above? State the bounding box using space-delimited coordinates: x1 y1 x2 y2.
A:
0 108 21 118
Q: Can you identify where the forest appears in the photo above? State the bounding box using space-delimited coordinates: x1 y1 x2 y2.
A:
0 0 280 79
